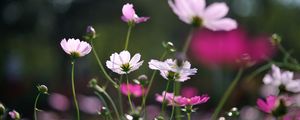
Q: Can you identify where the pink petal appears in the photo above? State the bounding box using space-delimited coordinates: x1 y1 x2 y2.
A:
135 17 150 23
122 3 136 21
204 18 237 31
204 2 229 20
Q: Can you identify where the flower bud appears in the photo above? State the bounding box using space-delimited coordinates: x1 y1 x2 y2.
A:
271 34 281 46
9 110 20 120
162 41 176 53
37 85 48 94
88 78 98 88
0 103 5 116
137 75 148 86
86 26 96 39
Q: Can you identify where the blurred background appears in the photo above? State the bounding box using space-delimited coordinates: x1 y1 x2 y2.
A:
1 0 300 119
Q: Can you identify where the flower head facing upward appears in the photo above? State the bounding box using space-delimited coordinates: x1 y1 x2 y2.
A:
9 110 20 120
106 50 143 74
168 0 237 31
121 3 150 24
60 38 92 58
263 64 300 93
174 95 210 106
148 59 197 82
120 83 147 97
256 95 288 117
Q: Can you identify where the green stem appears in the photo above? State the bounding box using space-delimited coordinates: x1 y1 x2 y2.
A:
93 85 121 120
34 93 41 120
142 51 168 108
124 25 133 50
117 75 124 116
211 68 244 120
174 82 181 120
126 74 134 111
187 113 191 120
169 82 176 120
91 40 118 88
182 28 194 53
71 61 80 120
160 80 172 116
94 92 113 120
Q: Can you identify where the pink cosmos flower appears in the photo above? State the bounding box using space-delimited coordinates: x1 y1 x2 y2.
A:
256 95 278 113
9 110 20 120
120 83 146 97
174 95 210 106
48 93 70 111
168 0 237 31
60 38 92 57
121 3 149 24
155 91 175 105
190 28 275 68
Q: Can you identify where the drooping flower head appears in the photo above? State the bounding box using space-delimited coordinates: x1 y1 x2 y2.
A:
148 59 197 82
263 64 300 93
256 95 288 117
120 83 147 97
9 110 20 120
121 3 150 24
174 95 210 106
106 50 143 74
60 38 92 58
168 0 237 31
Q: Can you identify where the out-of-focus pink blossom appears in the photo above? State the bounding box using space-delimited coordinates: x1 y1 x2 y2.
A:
190 28 275 68
181 87 198 98
120 83 146 97
78 95 102 114
48 93 70 111
37 111 60 120
121 3 149 24
174 95 210 106
8 110 20 120
155 91 175 105
168 0 237 31
256 95 278 113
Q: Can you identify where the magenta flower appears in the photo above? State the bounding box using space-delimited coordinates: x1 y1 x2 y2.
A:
120 83 146 97
9 110 20 120
256 95 278 113
190 28 275 68
121 3 149 24
168 0 237 31
181 87 198 98
60 38 92 57
174 95 210 106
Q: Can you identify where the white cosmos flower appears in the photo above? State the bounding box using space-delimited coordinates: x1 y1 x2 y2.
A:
60 38 92 57
168 0 237 31
106 51 143 74
148 59 197 82
263 64 300 93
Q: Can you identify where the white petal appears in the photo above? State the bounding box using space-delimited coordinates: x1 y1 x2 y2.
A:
168 0 192 24
60 39 70 54
129 61 143 73
148 60 170 70
263 74 273 85
189 0 205 16
203 2 229 20
271 64 281 80
204 18 237 31
286 80 300 93
119 51 131 64
110 53 122 65
69 38 81 52
281 71 293 85
129 53 141 65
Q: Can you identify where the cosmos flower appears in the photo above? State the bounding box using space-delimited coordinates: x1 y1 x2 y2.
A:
120 83 146 97
60 38 92 57
168 0 237 31
174 95 210 106
257 95 278 114
9 110 20 120
148 59 197 82
121 3 150 24
263 64 300 93
106 50 143 74
155 91 175 105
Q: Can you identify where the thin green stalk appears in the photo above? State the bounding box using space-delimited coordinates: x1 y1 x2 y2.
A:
124 25 133 50
169 82 176 120
34 93 41 120
160 80 172 116
211 68 244 120
142 51 168 108
182 28 194 53
91 40 118 88
71 61 80 120
93 85 121 120
174 82 181 120
126 74 134 111
117 75 124 116
187 113 191 120
94 92 113 120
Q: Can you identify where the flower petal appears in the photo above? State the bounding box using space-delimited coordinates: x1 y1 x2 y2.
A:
119 51 131 64
203 2 229 20
122 3 135 21
204 18 237 31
